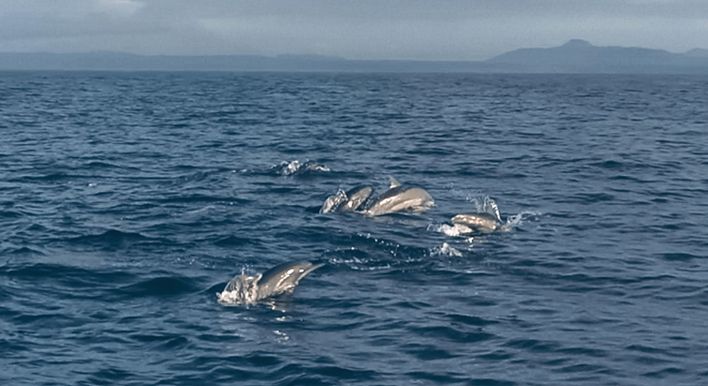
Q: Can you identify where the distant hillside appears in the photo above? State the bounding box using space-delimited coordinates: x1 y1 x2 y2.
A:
1 41 708 73
685 48 708 58
487 39 708 73
0 52 499 73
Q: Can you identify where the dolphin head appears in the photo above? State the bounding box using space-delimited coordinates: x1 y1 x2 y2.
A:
342 185 374 212
217 272 262 305
320 189 348 214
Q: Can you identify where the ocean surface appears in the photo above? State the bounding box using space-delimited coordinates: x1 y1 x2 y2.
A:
2 71 708 385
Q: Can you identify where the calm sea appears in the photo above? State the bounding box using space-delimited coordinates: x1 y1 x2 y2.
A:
2 72 708 385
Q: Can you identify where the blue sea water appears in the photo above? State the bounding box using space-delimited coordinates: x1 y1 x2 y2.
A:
1 71 708 385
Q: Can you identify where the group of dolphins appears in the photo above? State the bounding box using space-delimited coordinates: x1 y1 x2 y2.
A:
218 176 504 306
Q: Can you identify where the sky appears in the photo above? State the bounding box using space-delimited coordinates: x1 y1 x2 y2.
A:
1 0 707 60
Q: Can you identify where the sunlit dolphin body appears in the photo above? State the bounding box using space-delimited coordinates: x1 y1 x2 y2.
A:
363 177 434 217
217 261 323 305
450 213 501 233
450 198 503 233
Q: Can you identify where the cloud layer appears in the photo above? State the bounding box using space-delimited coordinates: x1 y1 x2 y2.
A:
1 0 706 59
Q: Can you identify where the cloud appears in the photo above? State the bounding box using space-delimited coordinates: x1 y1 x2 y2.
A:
96 0 145 15
0 0 706 58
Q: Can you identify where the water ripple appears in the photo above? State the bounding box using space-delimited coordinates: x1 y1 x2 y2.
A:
2 72 708 385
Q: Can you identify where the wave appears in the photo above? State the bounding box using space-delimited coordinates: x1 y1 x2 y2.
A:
157 193 250 205
0 209 23 219
117 276 202 297
325 248 393 271
0 245 46 256
63 229 165 250
323 232 432 271
6 72 708 386
80 160 143 171
213 235 262 247
0 262 137 293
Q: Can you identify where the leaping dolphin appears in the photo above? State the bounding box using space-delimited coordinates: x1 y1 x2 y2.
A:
450 198 503 233
450 213 501 233
363 177 434 217
217 261 323 305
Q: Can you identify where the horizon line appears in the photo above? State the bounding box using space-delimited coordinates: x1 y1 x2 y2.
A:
1 39 707 62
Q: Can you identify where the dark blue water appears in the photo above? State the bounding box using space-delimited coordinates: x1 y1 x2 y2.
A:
2 72 708 385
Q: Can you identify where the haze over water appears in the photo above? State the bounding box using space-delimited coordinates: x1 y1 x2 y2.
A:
2 71 708 385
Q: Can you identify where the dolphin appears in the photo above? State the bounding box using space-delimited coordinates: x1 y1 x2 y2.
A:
363 177 434 216
320 185 374 214
450 198 503 233
450 213 501 233
217 261 323 305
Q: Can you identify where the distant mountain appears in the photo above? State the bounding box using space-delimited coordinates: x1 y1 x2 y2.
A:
1 41 708 73
685 48 708 58
0 51 502 72
0 52 311 71
487 39 708 73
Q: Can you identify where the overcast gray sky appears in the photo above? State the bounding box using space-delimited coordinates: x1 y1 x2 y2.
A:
1 0 707 60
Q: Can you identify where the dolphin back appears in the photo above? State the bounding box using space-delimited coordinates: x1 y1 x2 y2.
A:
256 261 323 299
366 186 434 216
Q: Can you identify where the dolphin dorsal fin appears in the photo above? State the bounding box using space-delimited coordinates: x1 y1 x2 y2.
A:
388 176 401 189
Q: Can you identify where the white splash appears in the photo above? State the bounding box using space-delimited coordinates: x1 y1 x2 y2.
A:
283 160 301 175
276 160 331 176
431 242 463 257
217 266 258 306
499 210 542 232
319 188 348 214
273 329 290 343
432 223 475 237
217 273 260 306
467 195 501 221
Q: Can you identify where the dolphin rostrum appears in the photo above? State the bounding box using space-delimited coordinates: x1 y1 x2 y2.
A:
363 177 434 216
217 261 323 305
